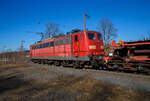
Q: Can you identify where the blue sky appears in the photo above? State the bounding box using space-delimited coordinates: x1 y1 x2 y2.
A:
0 0 150 52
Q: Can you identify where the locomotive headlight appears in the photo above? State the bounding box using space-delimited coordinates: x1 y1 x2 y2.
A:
109 53 113 57
99 56 102 59
100 46 104 49
89 45 96 49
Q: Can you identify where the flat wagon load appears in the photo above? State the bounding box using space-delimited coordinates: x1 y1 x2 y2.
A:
105 40 150 73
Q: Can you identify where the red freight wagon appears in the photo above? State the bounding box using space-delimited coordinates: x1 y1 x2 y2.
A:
30 31 104 68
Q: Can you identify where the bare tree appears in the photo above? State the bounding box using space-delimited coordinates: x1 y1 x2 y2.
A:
27 22 64 41
97 19 117 54
147 30 150 40
139 30 150 41
36 32 45 41
26 31 45 41
45 22 64 38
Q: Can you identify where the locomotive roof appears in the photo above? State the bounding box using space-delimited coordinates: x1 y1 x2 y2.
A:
30 30 101 46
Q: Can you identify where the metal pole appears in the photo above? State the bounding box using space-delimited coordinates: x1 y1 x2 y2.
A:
21 40 25 52
84 14 86 31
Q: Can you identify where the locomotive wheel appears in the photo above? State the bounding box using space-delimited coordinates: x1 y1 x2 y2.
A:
38 60 42 64
73 61 78 69
73 61 81 69
54 61 60 66
136 64 144 72
41 60 45 64
112 63 119 71
62 60 68 66
47 61 53 65
99 64 104 70
91 60 99 69
146 72 150 75
31 59 37 63
93 64 99 70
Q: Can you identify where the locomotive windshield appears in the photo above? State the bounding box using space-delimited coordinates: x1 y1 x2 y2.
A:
97 33 102 40
88 33 96 40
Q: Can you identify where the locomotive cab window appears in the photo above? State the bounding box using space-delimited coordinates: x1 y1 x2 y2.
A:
40 44 43 48
88 33 96 40
75 35 78 42
50 42 54 46
32 46 34 50
46 43 49 47
97 33 102 40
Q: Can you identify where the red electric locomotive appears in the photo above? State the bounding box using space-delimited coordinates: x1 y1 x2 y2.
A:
30 31 104 68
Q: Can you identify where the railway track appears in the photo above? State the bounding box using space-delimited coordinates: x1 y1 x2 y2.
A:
30 61 150 76
29 62 150 80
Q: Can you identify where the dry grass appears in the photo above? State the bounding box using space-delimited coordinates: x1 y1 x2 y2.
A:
37 75 150 101
0 62 27 69
0 63 150 101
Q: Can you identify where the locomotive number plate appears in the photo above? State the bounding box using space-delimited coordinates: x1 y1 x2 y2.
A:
89 45 96 49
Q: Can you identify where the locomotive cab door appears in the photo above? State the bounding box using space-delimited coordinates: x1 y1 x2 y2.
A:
73 34 80 56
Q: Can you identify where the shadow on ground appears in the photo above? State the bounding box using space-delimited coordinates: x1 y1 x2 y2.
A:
0 74 28 94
